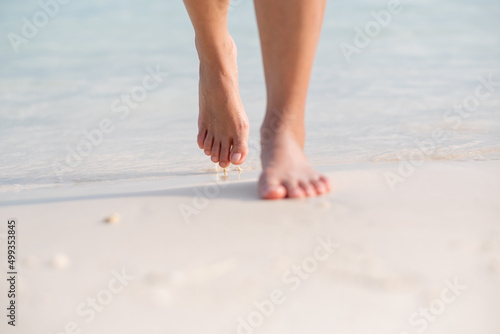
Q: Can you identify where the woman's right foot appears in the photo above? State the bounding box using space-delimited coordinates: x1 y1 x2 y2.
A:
196 34 249 168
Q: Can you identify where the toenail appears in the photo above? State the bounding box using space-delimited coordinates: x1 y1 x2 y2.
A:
211 156 217 162
231 153 241 162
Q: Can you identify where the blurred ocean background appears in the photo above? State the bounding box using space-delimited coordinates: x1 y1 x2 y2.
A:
0 0 499 192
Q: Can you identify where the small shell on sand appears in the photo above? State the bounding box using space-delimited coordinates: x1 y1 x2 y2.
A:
104 213 121 224
50 254 71 269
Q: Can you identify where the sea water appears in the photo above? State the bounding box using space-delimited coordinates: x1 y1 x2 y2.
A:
0 0 499 192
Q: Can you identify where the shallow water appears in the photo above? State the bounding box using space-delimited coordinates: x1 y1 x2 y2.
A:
0 0 499 192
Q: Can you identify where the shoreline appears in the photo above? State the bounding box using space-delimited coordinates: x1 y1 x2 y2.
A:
1 160 498 206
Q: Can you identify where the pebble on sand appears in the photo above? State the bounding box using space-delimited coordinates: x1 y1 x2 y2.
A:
50 254 71 269
104 213 121 224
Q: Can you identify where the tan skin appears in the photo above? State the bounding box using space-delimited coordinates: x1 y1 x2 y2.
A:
183 0 331 199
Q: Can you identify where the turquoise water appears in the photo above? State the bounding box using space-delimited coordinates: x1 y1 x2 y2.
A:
0 0 499 192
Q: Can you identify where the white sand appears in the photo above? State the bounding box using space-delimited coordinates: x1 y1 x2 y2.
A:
1 1 498 333
1 161 499 334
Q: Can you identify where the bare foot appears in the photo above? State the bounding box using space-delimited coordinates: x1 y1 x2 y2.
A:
259 121 331 200
196 35 249 168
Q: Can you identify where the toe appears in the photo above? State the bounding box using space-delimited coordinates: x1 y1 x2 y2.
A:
311 178 327 195
285 181 305 199
197 128 207 149
319 175 331 192
219 141 230 168
211 140 221 163
299 180 317 197
230 137 248 165
261 185 287 200
204 133 214 156
259 174 286 200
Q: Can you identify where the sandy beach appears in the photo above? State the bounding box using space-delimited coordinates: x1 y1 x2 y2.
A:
1 160 499 334
1 0 499 332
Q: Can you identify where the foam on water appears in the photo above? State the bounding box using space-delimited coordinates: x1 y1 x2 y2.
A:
0 0 499 192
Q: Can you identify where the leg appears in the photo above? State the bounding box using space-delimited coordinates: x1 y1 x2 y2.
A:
254 0 331 199
183 0 249 168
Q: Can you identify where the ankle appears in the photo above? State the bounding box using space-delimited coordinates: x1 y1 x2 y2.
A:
195 33 235 67
260 111 305 147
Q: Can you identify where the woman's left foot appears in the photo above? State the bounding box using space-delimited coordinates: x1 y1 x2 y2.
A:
258 122 331 200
